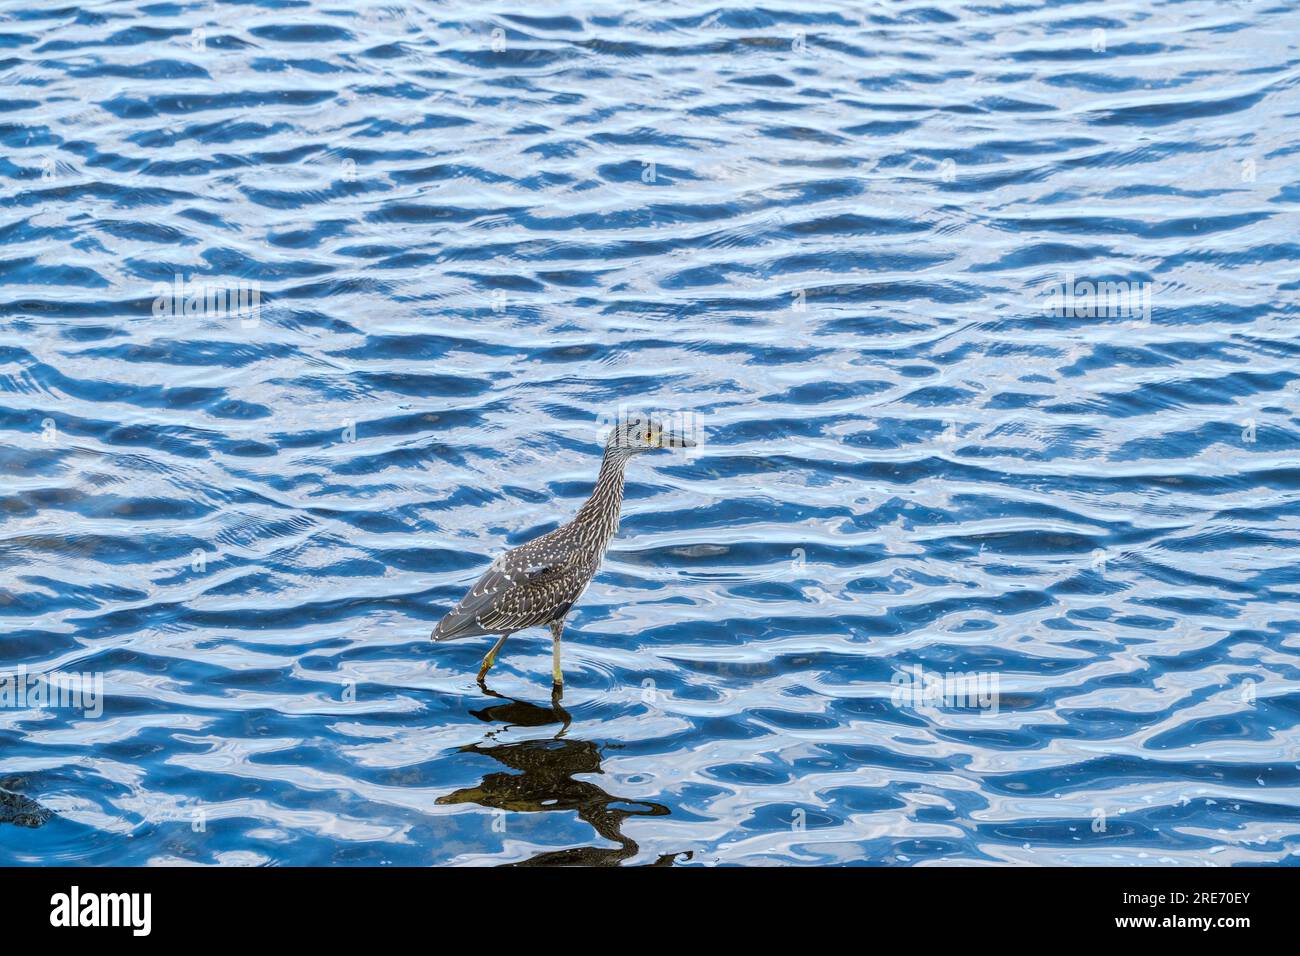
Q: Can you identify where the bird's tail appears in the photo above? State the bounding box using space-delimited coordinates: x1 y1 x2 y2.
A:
431 612 486 642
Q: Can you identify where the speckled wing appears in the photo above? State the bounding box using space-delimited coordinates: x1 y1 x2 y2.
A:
432 544 585 641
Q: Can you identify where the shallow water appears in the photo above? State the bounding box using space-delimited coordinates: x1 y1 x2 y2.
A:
2 0 1299 866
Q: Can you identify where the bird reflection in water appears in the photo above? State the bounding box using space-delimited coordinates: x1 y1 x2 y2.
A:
437 688 689 866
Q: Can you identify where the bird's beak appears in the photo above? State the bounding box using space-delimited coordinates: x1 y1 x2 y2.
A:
659 430 697 449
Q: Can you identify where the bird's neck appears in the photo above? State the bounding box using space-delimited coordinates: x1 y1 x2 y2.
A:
574 447 629 548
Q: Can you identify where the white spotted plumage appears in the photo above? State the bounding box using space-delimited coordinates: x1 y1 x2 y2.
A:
432 418 656 643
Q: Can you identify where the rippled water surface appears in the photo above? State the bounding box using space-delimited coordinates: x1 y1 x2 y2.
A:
2 0 1299 866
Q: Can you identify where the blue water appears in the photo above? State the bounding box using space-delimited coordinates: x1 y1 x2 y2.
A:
2 0 1299 867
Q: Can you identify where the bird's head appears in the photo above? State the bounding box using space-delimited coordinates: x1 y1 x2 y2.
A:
606 414 697 457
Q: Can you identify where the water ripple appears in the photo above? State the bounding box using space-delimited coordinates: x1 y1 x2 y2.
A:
0 0 1298 866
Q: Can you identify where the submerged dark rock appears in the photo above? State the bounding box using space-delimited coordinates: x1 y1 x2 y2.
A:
0 787 54 828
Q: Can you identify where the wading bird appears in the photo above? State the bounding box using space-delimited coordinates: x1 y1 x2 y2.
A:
432 416 695 698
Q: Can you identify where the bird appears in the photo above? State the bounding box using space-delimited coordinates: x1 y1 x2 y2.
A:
432 415 696 697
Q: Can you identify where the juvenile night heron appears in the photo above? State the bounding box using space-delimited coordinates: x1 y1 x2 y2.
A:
432 416 695 696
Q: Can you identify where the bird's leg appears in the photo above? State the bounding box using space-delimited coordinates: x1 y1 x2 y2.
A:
477 633 509 686
549 618 565 699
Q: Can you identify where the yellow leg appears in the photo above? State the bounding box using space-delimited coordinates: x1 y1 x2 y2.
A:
549 619 564 696
477 633 509 684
